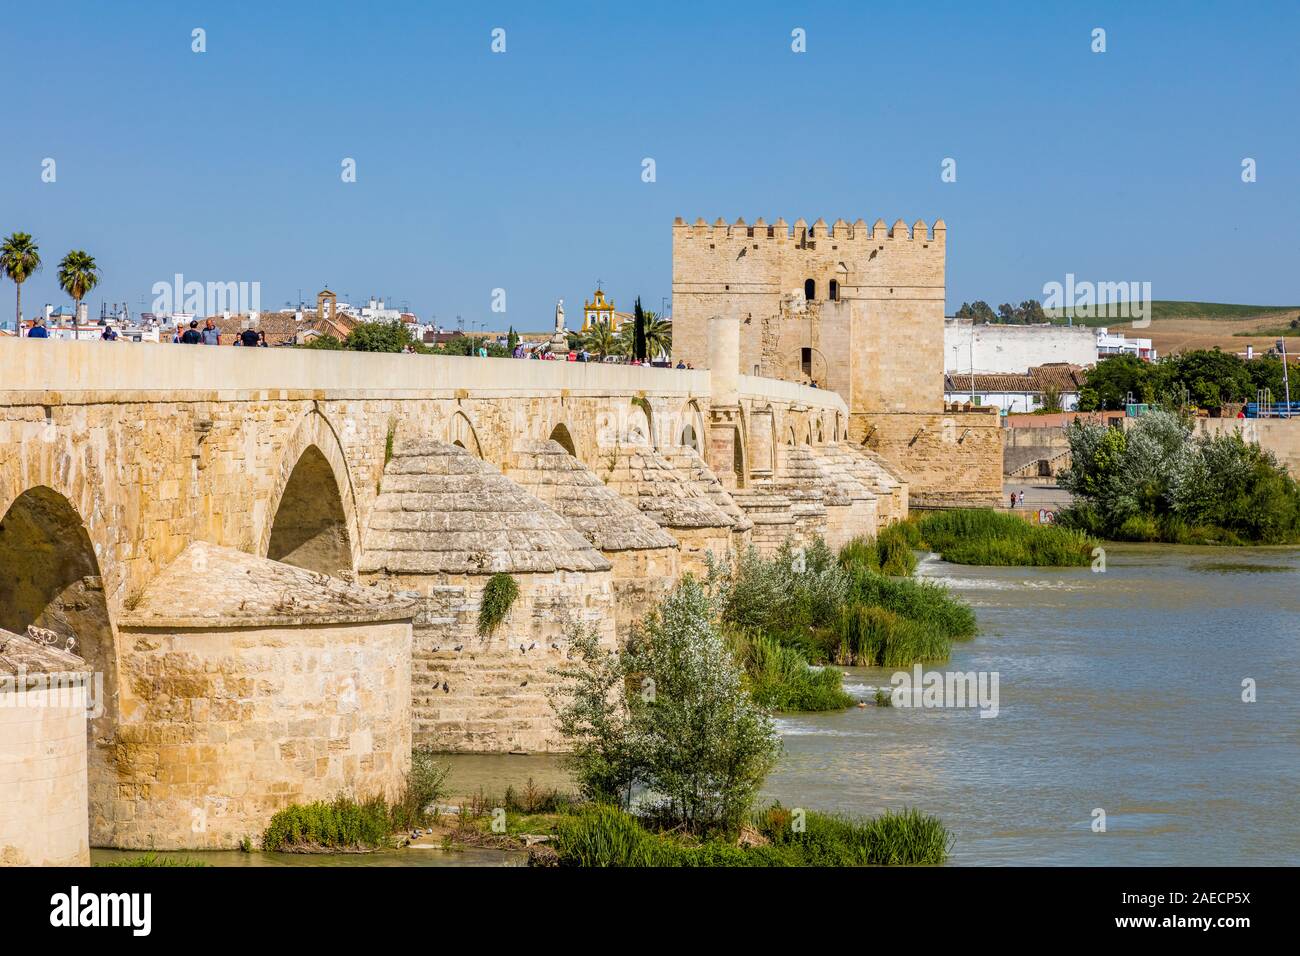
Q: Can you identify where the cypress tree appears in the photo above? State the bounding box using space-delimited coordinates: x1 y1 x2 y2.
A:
633 297 647 361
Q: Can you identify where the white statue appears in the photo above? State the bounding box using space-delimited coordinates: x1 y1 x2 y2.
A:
554 298 566 332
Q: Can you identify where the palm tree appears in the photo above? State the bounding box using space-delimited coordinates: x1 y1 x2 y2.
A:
57 250 100 328
0 233 41 331
613 320 636 358
582 321 617 360
643 311 672 361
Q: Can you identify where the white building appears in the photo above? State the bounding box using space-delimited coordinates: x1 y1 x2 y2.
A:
944 363 1086 414
359 297 402 322
1096 327 1156 361
944 319 1098 374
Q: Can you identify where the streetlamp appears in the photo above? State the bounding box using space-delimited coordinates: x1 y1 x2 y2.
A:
1279 339 1292 418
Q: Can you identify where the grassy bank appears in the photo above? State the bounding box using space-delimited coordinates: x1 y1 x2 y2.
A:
260 748 448 851
95 853 208 867
547 803 951 867
899 510 1096 567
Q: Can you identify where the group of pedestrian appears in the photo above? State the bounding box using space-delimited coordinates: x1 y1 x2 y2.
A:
169 318 267 347
1009 490 1027 508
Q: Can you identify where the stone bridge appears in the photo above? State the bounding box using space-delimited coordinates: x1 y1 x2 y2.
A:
0 319 907 854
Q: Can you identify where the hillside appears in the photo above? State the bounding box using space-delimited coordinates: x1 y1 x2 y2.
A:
1043 300 1300 328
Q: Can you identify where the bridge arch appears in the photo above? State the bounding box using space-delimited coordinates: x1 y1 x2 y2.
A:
0 485 117 842
625 401 652 448
731 405 748 489
677 400 707 452
448 409 483 458
262 410 358 575
548 422 578 457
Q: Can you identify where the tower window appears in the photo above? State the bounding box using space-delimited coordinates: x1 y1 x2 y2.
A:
804 279 816 301
801 347 812 376
829 279 839 301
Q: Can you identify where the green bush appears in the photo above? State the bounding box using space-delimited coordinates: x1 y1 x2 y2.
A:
834 604 951 667
261 795 396 852
389 747 449 831
911 509 1094 567
1116 513 1161 542
845 569 977 643
757 804 952 866
711 540 848 635
729 629 854 711
478 572 519 635
550 577 780 834
877 527 919 575
1060 409 1300 544
837 536 880 574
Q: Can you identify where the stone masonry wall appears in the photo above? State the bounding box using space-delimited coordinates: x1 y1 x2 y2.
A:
110 620 411 849
0 682 90 866
851 409 1003 506
368 570 618 753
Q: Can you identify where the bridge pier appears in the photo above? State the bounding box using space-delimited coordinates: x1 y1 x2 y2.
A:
112 543 415 850
361 440 618 754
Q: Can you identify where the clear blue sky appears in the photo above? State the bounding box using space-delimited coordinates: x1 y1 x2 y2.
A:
2 0 1297 328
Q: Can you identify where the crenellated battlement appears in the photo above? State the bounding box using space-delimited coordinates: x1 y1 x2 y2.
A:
673 215 945 243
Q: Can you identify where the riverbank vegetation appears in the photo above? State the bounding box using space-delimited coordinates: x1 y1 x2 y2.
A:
896 509 1096 567
546 803 950 867
260 747 448 852
707 537 977 701
541 579 950 865
96 853 208 867
1057 409 1300 545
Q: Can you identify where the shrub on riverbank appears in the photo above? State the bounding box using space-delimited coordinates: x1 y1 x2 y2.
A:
712 540 847 634
262 795 396 852
839 526 919 576
833 604 950 667
1058 409 1300 544
706 538 978 690
547 803 951 867
550 578 780 835
844 569 978 643
261 747 448 851
757 804 952 865
910 509 1095 567
389 747 450 831
729 629 854 711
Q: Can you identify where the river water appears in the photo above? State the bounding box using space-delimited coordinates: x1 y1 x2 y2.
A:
93 545 1298 866
765 545 1300 865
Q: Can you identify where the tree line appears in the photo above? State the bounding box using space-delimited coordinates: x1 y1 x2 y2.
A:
954 299 1048 324
1078 349 1293 412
